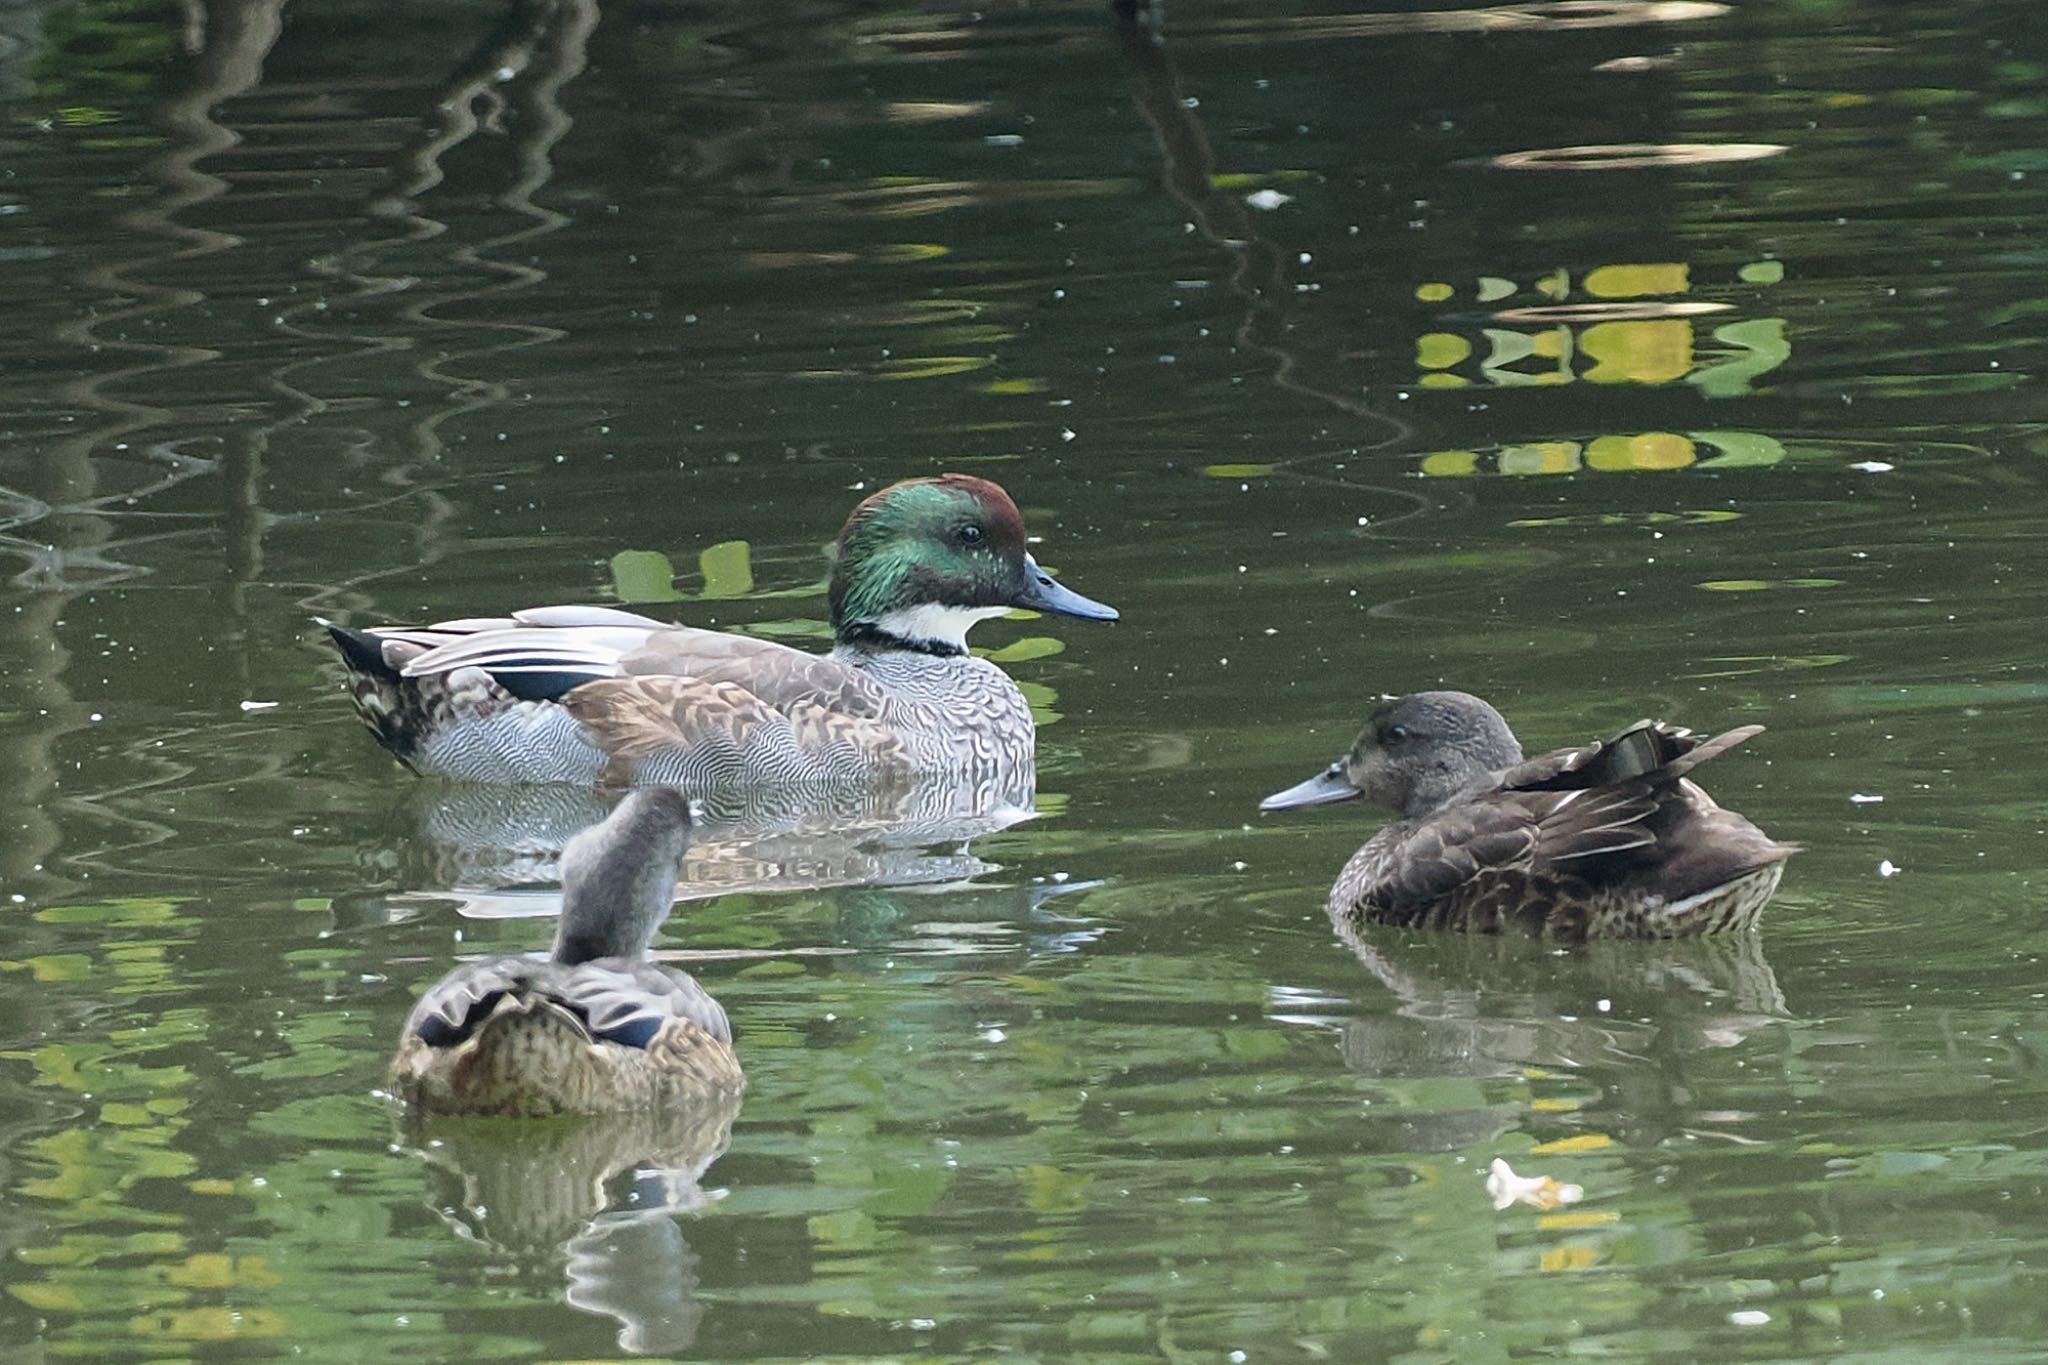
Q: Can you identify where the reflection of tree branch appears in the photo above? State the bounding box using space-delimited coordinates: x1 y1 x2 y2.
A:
1113 12 1409 447
154 0 293 662
0 0 286 899
372 0 567 214
274 0 596 627
358 0 597 470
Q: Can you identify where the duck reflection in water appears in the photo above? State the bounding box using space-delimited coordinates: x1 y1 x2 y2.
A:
407 1095 740 1355
362 760 1037 921
392 788 743 1352
1290 925 1790 1156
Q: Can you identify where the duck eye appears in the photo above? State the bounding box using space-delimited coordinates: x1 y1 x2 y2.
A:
959 524 984 545
1387 724 1410 743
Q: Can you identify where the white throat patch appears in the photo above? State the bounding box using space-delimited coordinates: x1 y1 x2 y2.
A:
873 604 1011 650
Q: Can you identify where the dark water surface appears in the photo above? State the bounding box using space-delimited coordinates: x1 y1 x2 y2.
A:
4 0 2046 1359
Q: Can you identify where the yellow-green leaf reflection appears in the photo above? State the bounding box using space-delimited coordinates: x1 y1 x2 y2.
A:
1699 578 1842 592
608 548 683 603
874 354 994 380
983 636 1064 664
698 538 755 599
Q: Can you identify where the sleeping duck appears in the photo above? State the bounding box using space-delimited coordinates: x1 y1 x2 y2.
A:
327 474 1117 787
1260 691 1795 939
392 787 742 1115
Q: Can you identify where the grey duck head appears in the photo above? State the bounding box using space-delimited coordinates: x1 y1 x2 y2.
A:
551 787 695 965
1261 691 1525 821
828 474 1118 655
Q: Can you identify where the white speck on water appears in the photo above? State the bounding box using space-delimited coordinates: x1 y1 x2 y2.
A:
239 700 279 712
1230 1353 1249 1363
1849 460 1894 473
1850 793 1884 803
982 1028 1006 1043
1596 998 1611 1012
1245 189 1293 210
1729 1310 1771 1327
1232 861 1247 871
1060 428 1076 443
1879 859 1902 877
985 133 1023 146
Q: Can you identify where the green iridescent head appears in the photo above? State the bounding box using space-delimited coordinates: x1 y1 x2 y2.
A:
828 474 1118 654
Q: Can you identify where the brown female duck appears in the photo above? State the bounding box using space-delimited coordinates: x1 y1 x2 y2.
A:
392 788 742 1116
1261 691 1795 939
327 474 1117 788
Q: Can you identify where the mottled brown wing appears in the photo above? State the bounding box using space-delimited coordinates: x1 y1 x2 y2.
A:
617 629 894 720
1361 785 1664 929
1364 803 1543 922
645 1017 746 1095
562 675 908 781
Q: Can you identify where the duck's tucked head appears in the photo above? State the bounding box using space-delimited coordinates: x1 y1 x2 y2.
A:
1261 691 1525 820
552 787 695 965
829 474 1118 655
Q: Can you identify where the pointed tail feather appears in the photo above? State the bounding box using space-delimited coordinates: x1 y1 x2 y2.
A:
1665 724 1764 780
325 620 403 682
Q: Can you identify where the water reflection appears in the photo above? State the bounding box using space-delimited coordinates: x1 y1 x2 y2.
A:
1278 926 1789 1162
1419 431 1787 476
1486 140 1788 170
1116 8 1412 447
1333 929 1787 1068
362 767 1036 911
403 1093 739 1353
884 1 1735 50
1410 260 1791 394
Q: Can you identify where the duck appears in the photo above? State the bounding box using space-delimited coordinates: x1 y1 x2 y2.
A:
391 787 743 1116
1259 691 1795 939
326 473 1118 787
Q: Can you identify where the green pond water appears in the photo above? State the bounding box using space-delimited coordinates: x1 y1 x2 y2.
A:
3 0 2047 1359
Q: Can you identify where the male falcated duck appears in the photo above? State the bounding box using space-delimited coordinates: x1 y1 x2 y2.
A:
1261 692 1795 939
393 788 741 1115
328 474 1117 787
